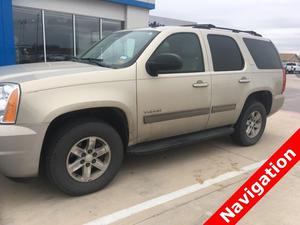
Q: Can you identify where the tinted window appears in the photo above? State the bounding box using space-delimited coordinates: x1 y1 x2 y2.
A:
151 33 204 73
44 11 73 61
208 34 244 71
286 63 296 66
102 19 124 38
76 15 100 55
13 7 44 64
244 38 282 69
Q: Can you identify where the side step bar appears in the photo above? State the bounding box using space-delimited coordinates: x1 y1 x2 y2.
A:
127 126 234 155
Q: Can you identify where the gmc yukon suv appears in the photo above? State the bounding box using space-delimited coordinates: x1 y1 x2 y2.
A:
0 25 285 196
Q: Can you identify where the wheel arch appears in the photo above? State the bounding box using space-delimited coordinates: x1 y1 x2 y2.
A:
39 107 130 175
243 90 273 115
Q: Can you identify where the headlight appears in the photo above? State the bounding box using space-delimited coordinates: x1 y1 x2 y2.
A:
0 83 20 124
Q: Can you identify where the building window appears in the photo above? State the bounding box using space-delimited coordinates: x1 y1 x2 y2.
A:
208 34 244 72
102 19 124 38
12 6 124 64
75 15 100 55
44 11 74 61
13 7 44 64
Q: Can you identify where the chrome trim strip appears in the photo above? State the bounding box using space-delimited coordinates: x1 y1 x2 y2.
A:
144 108 210 124
212 104 236 113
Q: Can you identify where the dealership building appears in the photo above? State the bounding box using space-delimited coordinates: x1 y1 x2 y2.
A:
0 0 155 66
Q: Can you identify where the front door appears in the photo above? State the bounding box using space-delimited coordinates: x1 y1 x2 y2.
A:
136 32 211 143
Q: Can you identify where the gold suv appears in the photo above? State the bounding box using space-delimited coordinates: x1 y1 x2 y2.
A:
0 25 285 195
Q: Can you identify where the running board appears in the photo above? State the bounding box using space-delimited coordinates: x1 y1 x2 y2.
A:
127 126 234 155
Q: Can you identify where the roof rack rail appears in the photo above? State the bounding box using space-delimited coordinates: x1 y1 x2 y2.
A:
182 24 262 37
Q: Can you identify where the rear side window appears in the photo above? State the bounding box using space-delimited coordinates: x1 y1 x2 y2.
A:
243 38 282 69
151 33 205 73
208 34 244 71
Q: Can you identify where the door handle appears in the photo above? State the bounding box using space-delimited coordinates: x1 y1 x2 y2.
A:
193 80 209 88
239 77 251 83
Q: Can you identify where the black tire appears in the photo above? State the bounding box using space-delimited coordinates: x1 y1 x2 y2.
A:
45 120 124 196
231 101 267 146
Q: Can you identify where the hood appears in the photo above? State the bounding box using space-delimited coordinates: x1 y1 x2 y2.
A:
0 61 110 83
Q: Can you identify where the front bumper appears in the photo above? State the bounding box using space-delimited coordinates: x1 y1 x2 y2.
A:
0 124 47 177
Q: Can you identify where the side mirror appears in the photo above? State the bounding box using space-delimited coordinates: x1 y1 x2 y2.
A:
146 53 183 76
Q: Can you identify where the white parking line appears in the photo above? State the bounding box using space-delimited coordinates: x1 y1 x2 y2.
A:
84 160 265 225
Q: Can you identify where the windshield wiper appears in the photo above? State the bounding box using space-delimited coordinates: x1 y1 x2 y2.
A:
81 57 104 63
73 57 113 68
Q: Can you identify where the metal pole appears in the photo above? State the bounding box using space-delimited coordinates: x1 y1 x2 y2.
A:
73 14 76 56
42 10 47 62
100 18 103 40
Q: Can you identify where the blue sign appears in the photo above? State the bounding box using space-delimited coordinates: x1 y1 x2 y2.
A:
0 0 16 66
105 0 155 10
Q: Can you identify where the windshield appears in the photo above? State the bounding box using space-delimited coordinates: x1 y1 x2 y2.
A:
78 30 159 68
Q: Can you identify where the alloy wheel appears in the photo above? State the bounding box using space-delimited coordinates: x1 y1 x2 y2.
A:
66 137 111 182
245 111 262 138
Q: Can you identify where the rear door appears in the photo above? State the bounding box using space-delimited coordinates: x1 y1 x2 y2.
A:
204 33 252 129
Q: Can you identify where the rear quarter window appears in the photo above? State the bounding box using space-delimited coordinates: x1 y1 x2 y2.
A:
243 38 282 69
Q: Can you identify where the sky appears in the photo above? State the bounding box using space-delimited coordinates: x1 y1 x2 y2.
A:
150 0 300 54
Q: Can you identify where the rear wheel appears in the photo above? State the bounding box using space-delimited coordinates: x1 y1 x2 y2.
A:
45 120 124 196
232 101 267 146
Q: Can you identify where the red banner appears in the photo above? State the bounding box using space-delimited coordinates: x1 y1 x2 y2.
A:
204 129 300 225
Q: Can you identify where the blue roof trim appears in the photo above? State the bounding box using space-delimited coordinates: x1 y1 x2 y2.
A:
0 0 15 66
105 0 155 9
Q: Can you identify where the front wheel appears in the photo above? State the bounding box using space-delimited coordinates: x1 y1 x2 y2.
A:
231 101 267 146
45 120 124 196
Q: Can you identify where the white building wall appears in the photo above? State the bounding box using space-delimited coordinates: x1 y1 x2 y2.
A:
149 15 195 26
13 0 126 21
126 6 149 28
139 0 155 4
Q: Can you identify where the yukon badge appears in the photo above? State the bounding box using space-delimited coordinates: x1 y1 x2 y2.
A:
144 109 162 115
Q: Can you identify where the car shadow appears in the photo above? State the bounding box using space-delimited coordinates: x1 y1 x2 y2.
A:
0 136 232 199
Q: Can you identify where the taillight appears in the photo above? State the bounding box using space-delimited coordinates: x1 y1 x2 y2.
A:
282 67 286 94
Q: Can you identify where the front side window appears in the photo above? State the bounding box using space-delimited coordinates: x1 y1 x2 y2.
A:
44 11 73 62
79 30 159 68
208 34 244 71
151 33 205 73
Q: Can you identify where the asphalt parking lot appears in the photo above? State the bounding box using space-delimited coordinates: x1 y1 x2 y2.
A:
0 75 299 225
